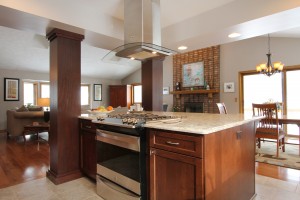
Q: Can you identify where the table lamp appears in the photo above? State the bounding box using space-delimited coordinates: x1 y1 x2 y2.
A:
38 98 50 122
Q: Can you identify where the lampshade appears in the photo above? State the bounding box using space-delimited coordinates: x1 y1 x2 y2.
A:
38 98 50 122
37 98 50 107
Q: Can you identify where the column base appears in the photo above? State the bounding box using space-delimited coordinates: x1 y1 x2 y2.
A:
46 169 82 185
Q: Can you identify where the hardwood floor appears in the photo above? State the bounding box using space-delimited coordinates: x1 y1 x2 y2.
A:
256 162 300 183
0 132 49 189
0 132 299 190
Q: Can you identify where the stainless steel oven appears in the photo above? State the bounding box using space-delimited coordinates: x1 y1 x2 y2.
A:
94 113 181 200
96 124 146 200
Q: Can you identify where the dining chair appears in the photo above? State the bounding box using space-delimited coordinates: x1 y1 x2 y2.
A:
252 103 285 157
216 103 228 114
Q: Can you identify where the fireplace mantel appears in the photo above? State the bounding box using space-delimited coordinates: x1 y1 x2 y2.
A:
170 89 219 98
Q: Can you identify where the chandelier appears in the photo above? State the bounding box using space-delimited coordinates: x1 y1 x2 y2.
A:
256 34 284 77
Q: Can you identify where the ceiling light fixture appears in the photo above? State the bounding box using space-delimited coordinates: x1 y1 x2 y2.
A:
178 46 187 50
256 34 284 77
228 32 241 38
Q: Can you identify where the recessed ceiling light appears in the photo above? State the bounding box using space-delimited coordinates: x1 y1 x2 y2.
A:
228 32 241 38
178 46 188 50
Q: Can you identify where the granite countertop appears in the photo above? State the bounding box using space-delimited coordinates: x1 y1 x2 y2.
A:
79 112 260 135
144 112 260 135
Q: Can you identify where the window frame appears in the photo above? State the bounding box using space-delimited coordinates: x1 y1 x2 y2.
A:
239 65 300 114
239 65 300 137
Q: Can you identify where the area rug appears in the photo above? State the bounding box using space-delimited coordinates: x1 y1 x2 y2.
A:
255 141 300 170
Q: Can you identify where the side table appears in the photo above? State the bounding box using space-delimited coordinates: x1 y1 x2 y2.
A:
23 122 50 143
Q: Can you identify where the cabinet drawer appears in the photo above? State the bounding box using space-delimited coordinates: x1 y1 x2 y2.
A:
80 119 96 133
149 130 203 158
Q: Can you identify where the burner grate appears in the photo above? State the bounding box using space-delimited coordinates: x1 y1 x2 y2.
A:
107 113 177 121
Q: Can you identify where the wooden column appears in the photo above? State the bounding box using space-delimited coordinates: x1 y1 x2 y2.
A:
142 59 163 111
46 28 84 184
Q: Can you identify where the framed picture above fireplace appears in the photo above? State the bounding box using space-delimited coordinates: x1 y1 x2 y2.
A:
182 62 204 87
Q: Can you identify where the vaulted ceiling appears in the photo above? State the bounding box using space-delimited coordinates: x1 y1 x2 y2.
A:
1 0 300 79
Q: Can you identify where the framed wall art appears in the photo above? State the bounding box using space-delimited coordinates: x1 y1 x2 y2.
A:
224 82 235 93
4 78 19 101
94 84 102 101
182 61 204 87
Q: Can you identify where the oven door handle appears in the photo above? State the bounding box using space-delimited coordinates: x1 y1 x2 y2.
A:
96 130 140 152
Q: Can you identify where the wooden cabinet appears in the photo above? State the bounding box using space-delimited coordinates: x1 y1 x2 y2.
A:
203 122 255 200
149 130 204 200
148 121 256 200
79 119 97 180
109 85 132 108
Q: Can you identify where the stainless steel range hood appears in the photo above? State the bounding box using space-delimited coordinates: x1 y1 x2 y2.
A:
102 0 176 62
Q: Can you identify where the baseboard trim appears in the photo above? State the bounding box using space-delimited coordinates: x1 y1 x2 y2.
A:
46 169 82 185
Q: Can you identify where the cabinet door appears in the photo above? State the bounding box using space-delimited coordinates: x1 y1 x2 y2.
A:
80 130 96 180
109 86 126 107
109 85 132 108
116 86 127 107
109 86 118 108
149 148 204 200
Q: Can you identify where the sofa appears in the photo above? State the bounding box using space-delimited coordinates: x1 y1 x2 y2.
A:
6 109 44 138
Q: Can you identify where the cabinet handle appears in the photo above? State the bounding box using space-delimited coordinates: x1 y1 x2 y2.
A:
166 141 180 146
150 150 156 155
236 131 242 140
85 125 92 129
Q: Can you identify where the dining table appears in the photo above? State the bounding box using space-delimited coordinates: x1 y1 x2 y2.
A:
279 115 300 155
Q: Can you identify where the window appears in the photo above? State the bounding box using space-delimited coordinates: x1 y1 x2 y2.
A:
23 81 48 105
40 83 50 98
23 82 37 105
243 73 282 116
286 70 300 136
132 84 142 104
23 81 90 106
81 84 90 106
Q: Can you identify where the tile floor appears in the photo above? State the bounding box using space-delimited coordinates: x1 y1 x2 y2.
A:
254 175 300 200
0 175 299 200
0 177 103 200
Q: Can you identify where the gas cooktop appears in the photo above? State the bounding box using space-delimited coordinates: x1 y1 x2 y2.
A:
95 113 181 128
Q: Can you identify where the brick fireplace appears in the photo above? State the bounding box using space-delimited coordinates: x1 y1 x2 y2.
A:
172 46 220 113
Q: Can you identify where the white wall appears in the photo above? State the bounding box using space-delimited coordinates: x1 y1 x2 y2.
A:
0 68 120 130
122 69 141 84
220 37 300 113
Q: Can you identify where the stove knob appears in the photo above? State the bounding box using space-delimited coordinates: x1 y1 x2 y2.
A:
122 118 128 123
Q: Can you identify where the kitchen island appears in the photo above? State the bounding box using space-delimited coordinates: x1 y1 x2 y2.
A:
79 112 260 200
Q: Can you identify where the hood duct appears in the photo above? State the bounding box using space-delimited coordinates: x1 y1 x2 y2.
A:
102 0 176 63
